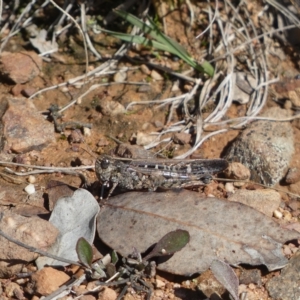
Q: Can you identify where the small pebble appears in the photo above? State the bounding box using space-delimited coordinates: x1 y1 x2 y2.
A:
225 182 235 193
284 100 292 110
83 127 91 137
142 122 150 130
60 87 69 93
156 279 165 288
73 285 87 295
288 200 300 211
135 132 156 146
140 64 150 75
24 184 35 195
21 87 37 97
233 181 246 188
285 168 300 184
113 70 127 82
99 99 125 116
15 278 26 284
238 284 247 294
183 84 193 91
11 84 23 96
153 120 164 128
273 210 283 219
283 244 292 255
224 162 250 181
172 132 191 145
138 85 151 93
5 282 22 298
154 290 164 297
291 245 299 253
97 138 109 147
291 210 300 218
86 281 98 291
151 70 163 80
69 129 84 143
28 175 36 184
74 82 83 89
97 287 117 300
171 81 180 92
283 210 292 221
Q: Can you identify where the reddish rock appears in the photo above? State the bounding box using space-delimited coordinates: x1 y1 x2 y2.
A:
4 282 23 299
81 296 96 300
11 84 24 96
228 189 281 217
97 137 109 147
0 212 58 278
224 162 250 181
2 97 55 153
99 98 125 116
0 51 42 84
31 267 70 296
172 132 191 145
135 131 156 146
98 287 117 300
288 200 300 211
285 167 300 184
68 129 84 144
21 87 37 97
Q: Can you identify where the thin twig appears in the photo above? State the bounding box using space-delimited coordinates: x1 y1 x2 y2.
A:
43 274 87 300
0 0 3 26
48 0 89 75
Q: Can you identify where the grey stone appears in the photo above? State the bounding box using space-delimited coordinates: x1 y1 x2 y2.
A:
239 269 262 286
225 107 294 186
266 251 300 300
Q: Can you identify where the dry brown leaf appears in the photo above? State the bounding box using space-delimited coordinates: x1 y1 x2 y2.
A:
97 190 299 275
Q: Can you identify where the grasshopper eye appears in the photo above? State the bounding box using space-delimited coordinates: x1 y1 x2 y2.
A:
101 158 110 169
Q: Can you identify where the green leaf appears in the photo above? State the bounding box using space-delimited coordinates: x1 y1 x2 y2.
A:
111 250 119 265
114 10 191 62
106 10 214 77
146 15 189 56
114 10 189 56
143 229 190 261
76 237 93 267
99 28 172 52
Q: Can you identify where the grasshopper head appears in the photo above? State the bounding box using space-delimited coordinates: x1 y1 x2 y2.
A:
95 155 115 183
